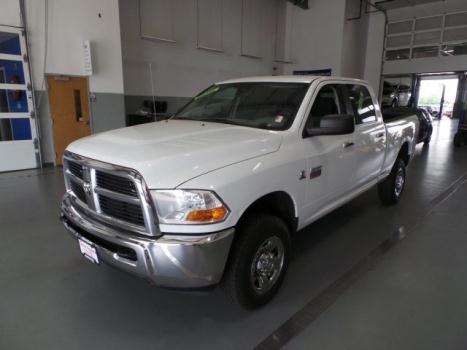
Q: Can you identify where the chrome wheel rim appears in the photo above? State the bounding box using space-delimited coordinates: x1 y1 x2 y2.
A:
250 236 284 295
394 167 405 197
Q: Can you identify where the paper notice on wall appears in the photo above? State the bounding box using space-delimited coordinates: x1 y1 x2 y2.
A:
82 40 93 76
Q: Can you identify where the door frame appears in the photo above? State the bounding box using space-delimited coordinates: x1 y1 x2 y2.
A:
0 24 40 171
46 74 93 165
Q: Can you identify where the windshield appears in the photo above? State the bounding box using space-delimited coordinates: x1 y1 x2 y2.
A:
173 82 309 130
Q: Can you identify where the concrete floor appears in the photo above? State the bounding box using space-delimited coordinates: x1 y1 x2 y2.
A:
1 119 467 349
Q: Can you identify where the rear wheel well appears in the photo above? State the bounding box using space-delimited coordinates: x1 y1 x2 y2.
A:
237 192 297 234
398 142 410 165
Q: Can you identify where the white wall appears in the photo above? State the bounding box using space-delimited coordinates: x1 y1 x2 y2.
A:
22 0 126 164
25 0 125 93
341 1 370 79
363 11 385 94
0 0 21 27
119 0 278 98
282 0 347 76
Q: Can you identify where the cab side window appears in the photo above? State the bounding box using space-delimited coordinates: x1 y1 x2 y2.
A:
307 85 343 129
346 85 377 124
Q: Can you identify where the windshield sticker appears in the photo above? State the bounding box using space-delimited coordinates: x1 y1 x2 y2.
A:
274 115 284 124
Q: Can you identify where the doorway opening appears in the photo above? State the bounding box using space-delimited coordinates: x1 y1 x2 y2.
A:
417 76 459 120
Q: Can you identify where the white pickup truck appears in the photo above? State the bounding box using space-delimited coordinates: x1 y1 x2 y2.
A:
61 76 418 309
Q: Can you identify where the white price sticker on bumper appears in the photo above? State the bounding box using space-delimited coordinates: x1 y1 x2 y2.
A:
78 238 99 264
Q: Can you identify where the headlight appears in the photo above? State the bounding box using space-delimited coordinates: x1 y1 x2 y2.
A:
151 190 229 224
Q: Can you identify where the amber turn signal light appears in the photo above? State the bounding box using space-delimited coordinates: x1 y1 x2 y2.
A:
186 207 227 222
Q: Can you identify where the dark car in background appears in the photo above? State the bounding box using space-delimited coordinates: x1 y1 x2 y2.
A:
383 107 433 144
418 105 439 119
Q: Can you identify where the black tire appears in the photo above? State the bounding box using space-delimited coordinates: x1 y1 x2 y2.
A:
221 214 291 309
454 132 464 147
424 127 433 145
378 158 406 205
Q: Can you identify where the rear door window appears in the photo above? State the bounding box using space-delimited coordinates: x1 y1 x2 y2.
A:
346 85 377 124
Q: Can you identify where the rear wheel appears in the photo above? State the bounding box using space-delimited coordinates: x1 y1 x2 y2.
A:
221 214 290 309
378 158 406 205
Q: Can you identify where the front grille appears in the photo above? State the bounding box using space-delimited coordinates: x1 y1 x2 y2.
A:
96 171 138 197
67 160 83 179
99 195 145 226
70 181 87 203
64 152 155 235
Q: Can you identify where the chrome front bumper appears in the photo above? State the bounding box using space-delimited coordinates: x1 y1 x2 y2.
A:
61 195 235 288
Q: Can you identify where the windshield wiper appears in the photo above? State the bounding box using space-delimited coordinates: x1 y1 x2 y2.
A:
171 116 197 121
173 116 246 127
199 118 243 126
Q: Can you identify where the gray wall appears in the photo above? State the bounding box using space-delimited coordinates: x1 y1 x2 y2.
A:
124 95 190 117
35 90 55 164
341 1 370 79
90 93 126 133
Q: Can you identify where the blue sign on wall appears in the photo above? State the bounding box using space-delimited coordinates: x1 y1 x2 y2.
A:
293 69 332 76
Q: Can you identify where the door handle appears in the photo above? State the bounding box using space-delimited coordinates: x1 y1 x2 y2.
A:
342 141 355 148
78 118 89 125
376 132 385 138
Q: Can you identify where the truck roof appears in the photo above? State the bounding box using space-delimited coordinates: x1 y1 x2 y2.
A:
217 75 368 85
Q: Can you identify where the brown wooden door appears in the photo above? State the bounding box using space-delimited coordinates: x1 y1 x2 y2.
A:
47 76 91 165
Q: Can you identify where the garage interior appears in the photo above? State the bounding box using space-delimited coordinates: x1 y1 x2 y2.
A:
1 0 467 349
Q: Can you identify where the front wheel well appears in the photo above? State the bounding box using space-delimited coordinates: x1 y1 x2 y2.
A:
237 191 298 234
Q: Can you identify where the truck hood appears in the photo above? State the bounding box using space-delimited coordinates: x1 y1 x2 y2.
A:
67 120 282 188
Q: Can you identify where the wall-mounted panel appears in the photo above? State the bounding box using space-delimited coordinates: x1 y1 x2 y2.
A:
197 0 223 51
140 0 175 42
241 0 263 58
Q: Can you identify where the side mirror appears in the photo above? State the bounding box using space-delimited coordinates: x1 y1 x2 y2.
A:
306 114 355 136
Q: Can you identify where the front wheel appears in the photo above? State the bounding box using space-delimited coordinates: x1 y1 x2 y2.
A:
221 214 290 309
378 158 406 205
424 134 432 144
